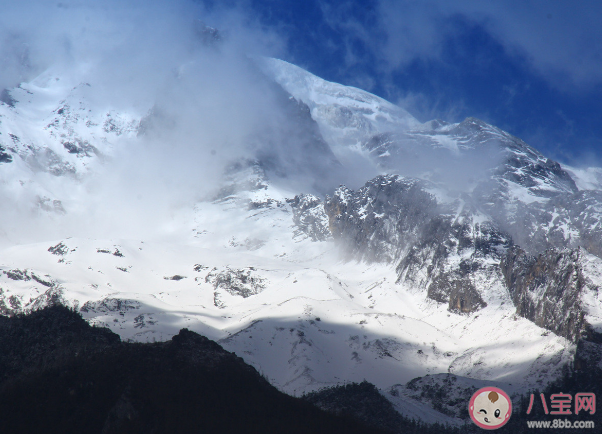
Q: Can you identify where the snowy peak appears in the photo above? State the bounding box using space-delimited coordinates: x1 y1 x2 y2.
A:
258 57 420 147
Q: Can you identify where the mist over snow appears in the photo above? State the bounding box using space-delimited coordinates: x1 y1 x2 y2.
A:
0 0 349 244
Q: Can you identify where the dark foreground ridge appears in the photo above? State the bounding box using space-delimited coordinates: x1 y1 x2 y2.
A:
0 306 393 434
2 306 600 434
304 381 463 434
306 374 602 434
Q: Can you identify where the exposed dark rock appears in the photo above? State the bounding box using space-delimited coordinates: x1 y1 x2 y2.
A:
3 269 54 289
26 287 65 312
206 267 266 302
62 138 98 157
428 273 487 314
503 190 602 258
48 242 69 256
324 175 436 262
80 298 141 314
4 268 31 281
288 193 332 241
500 247 594 343
0 145 13 163
248 198 281 210
31 273 54 287
0 289 21 316
397 216 509 313
133 314 156 329
321 174 512 313
0 88 16 107
164 275 186 281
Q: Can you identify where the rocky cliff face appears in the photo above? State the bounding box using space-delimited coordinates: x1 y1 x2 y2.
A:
500 247 601 343
397 215 512 314
288 194 332 242
509 190 602 258
320 174 513 314
324 175 436 263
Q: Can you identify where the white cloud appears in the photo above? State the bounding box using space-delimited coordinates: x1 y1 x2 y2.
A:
374 0 602 90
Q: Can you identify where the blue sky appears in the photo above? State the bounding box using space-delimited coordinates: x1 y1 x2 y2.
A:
203 0 602 166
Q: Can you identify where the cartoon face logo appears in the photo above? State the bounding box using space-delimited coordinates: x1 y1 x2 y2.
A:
469 387 512 430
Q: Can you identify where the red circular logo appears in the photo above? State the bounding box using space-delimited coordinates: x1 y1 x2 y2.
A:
469 387 512 430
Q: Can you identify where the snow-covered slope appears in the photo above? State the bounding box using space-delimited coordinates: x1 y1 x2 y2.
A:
0 70 139 176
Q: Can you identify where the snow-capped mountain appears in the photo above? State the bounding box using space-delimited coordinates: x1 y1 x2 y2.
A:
257 58 420 148
0 47 601 427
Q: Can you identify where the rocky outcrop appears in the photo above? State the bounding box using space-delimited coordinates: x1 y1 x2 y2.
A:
322 174 512 313
205 267 266 299
324 175 436 263
0 144 12 163
288 194 332 242
80 298 141 314
205 267 267 308
397 217 510 313
500 247 592 343
0 289 21 316
503 190 602 258
428 272 487 314
62 138 98 157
